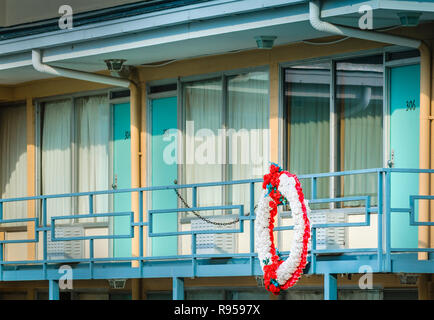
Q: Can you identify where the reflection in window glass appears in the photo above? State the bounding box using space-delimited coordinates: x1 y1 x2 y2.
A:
336 55 383 205
285 63 330 203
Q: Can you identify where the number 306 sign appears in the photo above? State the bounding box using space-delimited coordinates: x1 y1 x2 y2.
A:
406 99 417 111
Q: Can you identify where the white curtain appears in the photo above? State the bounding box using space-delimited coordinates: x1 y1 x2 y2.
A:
183 73 269 217
42 100 73 222
0 105 27 225
227 71 269 214
184 78 224 213
42 96 110 223
76 95 110 221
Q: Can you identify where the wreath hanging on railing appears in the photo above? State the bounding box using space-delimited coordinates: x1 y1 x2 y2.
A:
255 163 311 295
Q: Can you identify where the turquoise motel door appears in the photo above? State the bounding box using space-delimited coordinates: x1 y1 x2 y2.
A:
113 102 132 257
390 64 420 248
150 96 178 256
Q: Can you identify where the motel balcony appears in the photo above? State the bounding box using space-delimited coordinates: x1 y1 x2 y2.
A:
0 167 433 299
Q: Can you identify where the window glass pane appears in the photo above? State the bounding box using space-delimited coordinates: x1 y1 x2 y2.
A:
227 71 269 214
76 95 110 221
42 99 73 220
285 63 330 204
0 104 27 225
336 55 383 205
183 78 223 213
42 96 111 222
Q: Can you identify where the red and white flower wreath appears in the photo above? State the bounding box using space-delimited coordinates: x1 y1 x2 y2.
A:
255 164 311 295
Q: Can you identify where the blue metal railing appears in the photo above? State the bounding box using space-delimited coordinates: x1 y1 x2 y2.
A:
0 168 433 280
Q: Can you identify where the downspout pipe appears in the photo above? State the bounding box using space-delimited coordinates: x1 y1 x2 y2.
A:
308 1 421 48
32 49 131 88
31 49 142 265
308 1 431 260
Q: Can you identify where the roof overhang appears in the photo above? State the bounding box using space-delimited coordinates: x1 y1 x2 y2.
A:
1 0 434 85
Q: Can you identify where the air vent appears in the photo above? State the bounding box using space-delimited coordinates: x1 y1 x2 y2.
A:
191 217 237 255
149 83 177 94
110 90 130 100
385 50 420 62
309 211 347 251
47 226 84 260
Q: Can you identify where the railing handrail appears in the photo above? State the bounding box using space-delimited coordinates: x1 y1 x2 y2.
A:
2 167 434 203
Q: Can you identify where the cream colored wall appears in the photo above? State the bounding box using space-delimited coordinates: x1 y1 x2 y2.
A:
4 232 27 261
0 86 13 102
347 214 378 249
2 0 143 27
84 228 109 259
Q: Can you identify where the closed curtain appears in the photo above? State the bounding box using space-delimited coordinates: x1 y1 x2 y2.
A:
42 96 110 223
184 78 223 214
227 71 269 214
42 100 73 222
76 95 110 222
0 105 27 225
286 66 330 204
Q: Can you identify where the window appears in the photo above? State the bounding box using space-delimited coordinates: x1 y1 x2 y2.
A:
284 55 383 206
39 94 111 222
337 55 383 204
0 104 27 225
181 70 269 216
285 62 330 201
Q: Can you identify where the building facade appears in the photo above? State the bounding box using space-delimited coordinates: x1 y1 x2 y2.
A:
0 0 433 300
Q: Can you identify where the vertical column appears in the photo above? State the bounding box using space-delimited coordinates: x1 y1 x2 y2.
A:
130 83 141 268
323 273 337 300
269 62 279 164
140 82 148 259
172 277 184 300
26 97 36 260
132 278 142 300
419 43 431 260
49 280 60 300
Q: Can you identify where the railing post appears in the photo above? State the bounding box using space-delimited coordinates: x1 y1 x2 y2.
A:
88 194 93 215
250 182 255 275
172 277 184 300
42 198 48 278
385 170 392 272
323 273 337 300
311 177 317 200
139 190 144 274
192 187 197 208
377 171 383 272
311 228 317 274
48 279 59 300
0 202 3 281
89 195 94 277
192 233 197 278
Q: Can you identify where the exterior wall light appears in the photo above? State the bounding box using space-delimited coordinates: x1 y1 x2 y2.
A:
108 279 127 289
254 36 277 49
104 59 127 72
397 12 422 27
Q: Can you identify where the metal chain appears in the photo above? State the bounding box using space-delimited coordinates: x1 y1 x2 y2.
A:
173 187 240 226
173 180 258 226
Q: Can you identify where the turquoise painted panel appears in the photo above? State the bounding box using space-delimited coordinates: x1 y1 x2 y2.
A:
390 64 420 248
151 96 178 256
113 103 132 257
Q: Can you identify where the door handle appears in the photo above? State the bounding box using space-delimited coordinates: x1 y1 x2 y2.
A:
112 174 118 190
388 149 395 168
